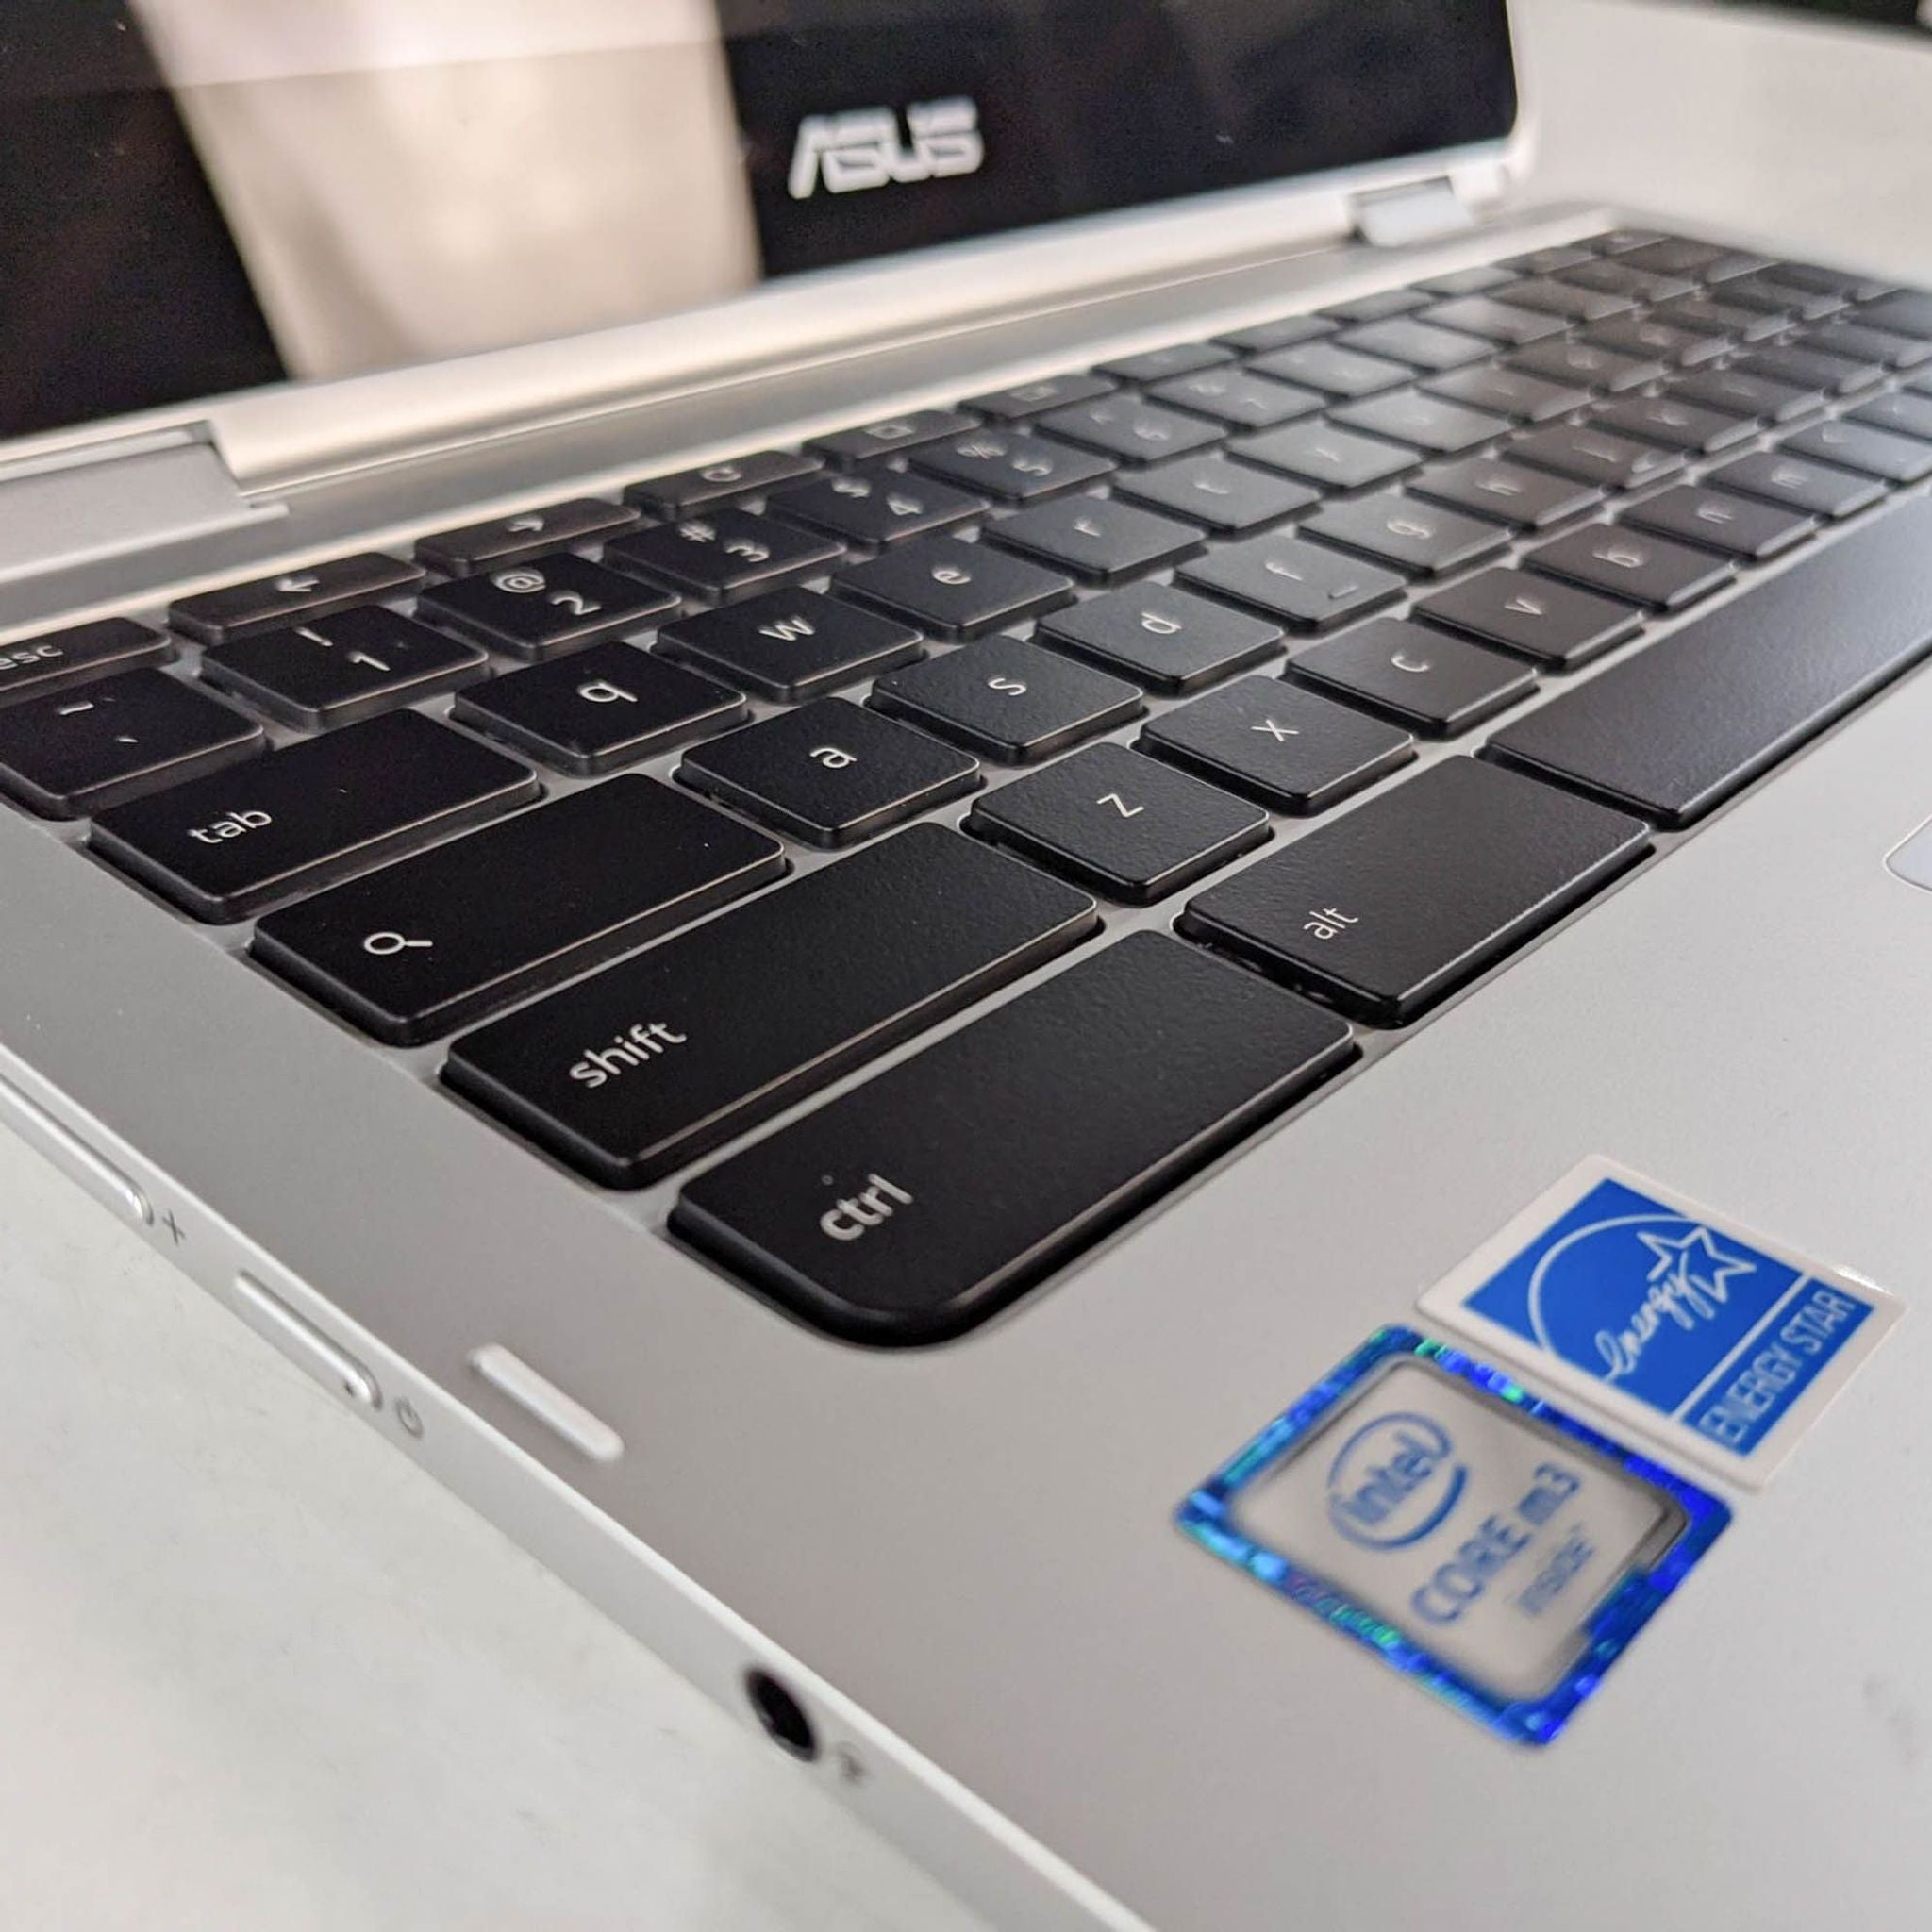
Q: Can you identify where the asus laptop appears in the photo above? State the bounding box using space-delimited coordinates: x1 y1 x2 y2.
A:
7 3 1931 1925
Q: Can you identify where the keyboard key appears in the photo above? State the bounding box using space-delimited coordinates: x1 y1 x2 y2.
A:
1582 315 1730 367
1179 533 1405 632
677 698 979 846
1148 368 1323 428
834 536 1074 638
968 741 1267 902
911 430 1114 502
1336 317 1489 371
1036 396 1223 463
1109 454 1317 533
671 930 1353 1342
1421 296 1565 346
1700 250 1777 285
199 608 489 729
1707 449 1886 519
90 709 537 921
1849 390 1932 441
1039 585 1283 693
1591 228 1668 255
1711 274 1817 322
1094 341 1236 383
417 553 677 657
1669 367 1814 424
415 499 640 575
1139 675 1413 812
1214 314 1337 355
1589 394 1757 455
1621 488 1814 561
808 409 981 467
604 511 842 602
869 637 1143 762
1504 245 1596 275
1291 619 1535 735
1554 258 1694 306
446 823 1097 1188
1423 363 1591 423
1329 391 1509 456
981 495 1204 582
255 777 784 1044
0 671 263 818
1508 423 1684 491
1647 293 1784 343
624 451 821 514
1732 343 1884 396
0 617 172 708
1494 277 1634 323
1805 321 1932 371
657 591 921 701
1300 491 1510 576
1857 291 1932 341
766 470 986 547
1248 341 1411 398
1507 339 1665 392
1408 457 1601 530
1179 757 1648 1023
169 553 425 645
1319 289 1433 324
1781 417 1932 484
1763 260 1891 301
963 373 1116 420
1487 496 1932 826
1618 238 1731 276
1415 264 1515 296
1231 421 1419 491
1416 568 1642 668
1525 524 1735 611
453 643 746 772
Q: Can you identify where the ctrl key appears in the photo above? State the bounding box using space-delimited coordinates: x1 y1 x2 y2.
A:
673 933 1355 1344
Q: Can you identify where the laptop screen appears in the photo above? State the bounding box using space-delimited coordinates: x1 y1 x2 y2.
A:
2 0 1517 441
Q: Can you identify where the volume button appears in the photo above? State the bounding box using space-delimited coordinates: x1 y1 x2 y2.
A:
233 1273 381 1409
0 1072 153 1225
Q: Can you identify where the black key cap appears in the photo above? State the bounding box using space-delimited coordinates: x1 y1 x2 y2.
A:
1850 390 1932 441
417 553 677 658
1036 396 1223 464
1713 274 1817 322
1591 227 1669 255
415 499 640 575
446 823 1097 1188
1525 524 1734 611
1319 289 1432 324
963 374 1116 420
1495 277 1634 323
1417 568 1642 668
1857 292 1932 341
1487 497 1932 826
0 617 172 708
169 553 425 645
1139 676 1413 813
1508 340 1665 392
911 430 1114 503
808 409 981 467
1178 534 1405 632
1421 297 1565 346
1039 586 1282 693
604 511 842 602
1701 251 1778 285
90 710 537 921
869 637 1142 763
1095 341 1236 383
1583 315 1730 367
1649 293 1786 342
1248 341 1411 398
1781 417 1932 484
766 470 986 547
1621 487 1814 561
1415 265 1516 296
624 451 821 514
1214 314 1337 355
677 698 979 846
1291 618 1535 735
1178 757 1648 1023
1504 245 1597 275
199 608 489 730
453 643 745 773
1509 423 1684 491
1149 368 1323 429
1669 367 1814 424
255 778 783 1044
1329 391 1509 456
1408 458 1601 530
1707 449 1885 519
834 537 1074 639
0 671 263 819
1555 259 1695 305
1806 322 1932 371
981 496 1203 583
1732 343 1883 396
672 931 1353 1341
1109 455 1317 534
1230 421 1418 491
967 742 1267 903
1909 369 1932 397
1300 492 1509 576
1590 394 1757 456
657 591 921 701
1619 238 1730 276
1336 317 1489 372
1761 260 1890 300
1424 364 1591 423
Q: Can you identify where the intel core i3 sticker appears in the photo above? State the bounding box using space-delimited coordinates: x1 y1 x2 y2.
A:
1176 1328 1727 1745
1417 1159 1901 1487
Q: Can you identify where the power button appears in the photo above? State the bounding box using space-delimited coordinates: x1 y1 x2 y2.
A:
0 1070 152 1225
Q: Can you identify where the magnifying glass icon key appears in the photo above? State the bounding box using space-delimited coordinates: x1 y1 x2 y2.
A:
361 931 433 957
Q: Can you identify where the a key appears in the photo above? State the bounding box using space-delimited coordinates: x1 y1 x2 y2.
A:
1329 391 1510 456
1507 339 1665 392
676 698 979 846
1038 585 1283 693
169 553 425 645
963 373 1116 420
1094 341 1236 383
1554 259 1695 306
910 430 1114 502
604 511 842 602
808 409 981 467
1421 296 1565 346
1213 314 1338 355
1148 368 1323 428
0 617 172 708
1109 455 1317 533
1493 277 1634 323
1139 675 1413 813
1669 366 1814 423
1336 317 1489 372
253 776 784 1044
1621 487 1814 561
1525 524 1735 611
1760 260 1891 300
981 495 1203 582
1710 274 1816 322
765 470 986 547
1508 423 1684 491
198 608 489 729
1408 457 1601 530
1589 394 1757 456
967 741 1267 902
657 591 922 701
1580 316 1728 367
452 642 745 773
90 709 538 921
1415 568 1643 668
1732 343 1884 396
1649 293 1786 342
671 931 1355 1342
1618 238 1731 276
1491 493 1932 825
1179 757 1648 1024
1858 291 1932 341
1415 265 1516 296
1700 251 1778 284
1299 492 1510 575
444 823 1097 1187
869 636 1142 762
1781 418 1932 484
1805 322 1932 371
1849 390 1932 441
414 498 640 575
1319 289 1433 324
623 451 821 514
0 671 264 819
1178 533 1405 631
1706 449 1885 519
417 553 677 657
1591 228 1669 254
834 536 1074 638
1290 618 1535 735
1035 396 1224 464
1231 421 1419 491
1503 245 1597 275
1248 340 1412 398
1423 363 1592 423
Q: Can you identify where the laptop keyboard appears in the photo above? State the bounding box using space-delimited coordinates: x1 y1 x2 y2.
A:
12 226 1932 1344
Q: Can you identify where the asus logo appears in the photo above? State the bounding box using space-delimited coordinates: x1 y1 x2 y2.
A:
788 99 984 200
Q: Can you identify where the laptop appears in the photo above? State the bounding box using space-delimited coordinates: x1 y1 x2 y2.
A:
6 3 1930 1925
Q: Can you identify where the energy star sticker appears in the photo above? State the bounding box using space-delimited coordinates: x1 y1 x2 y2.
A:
1636 1224 1757 1318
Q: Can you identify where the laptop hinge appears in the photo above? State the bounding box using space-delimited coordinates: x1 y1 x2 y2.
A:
1349 175 1474 249
0 426 285 592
